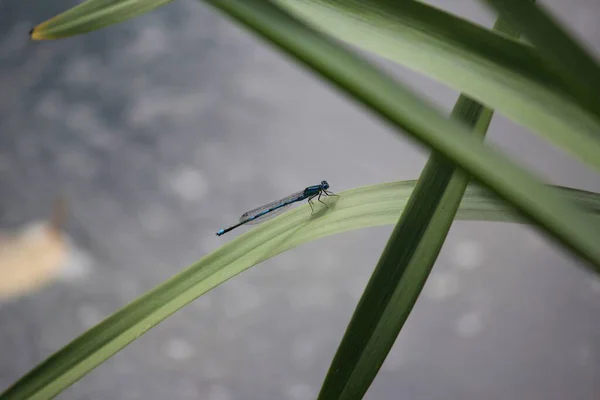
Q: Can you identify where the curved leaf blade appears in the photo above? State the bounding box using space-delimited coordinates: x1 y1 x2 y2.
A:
202 0 600 272
483 0 600 116
1 182 599 400
30 0 173 40
271 0 600 172
30 0 600 171
30 0 600 173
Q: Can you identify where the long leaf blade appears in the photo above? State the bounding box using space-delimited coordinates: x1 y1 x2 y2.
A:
1 182 598 400
272 0 600 172
201 0 600 272
29 0 600 172
30 0 173 40
317 12 522 399
482 0 600 117
319 97 493 400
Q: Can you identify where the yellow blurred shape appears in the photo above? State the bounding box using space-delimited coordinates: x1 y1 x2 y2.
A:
0 199 68 299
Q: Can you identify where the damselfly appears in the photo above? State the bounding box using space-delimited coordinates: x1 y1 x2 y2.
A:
216 180 338 236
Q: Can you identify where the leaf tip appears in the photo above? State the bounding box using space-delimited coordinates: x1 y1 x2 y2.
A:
29 25 49 41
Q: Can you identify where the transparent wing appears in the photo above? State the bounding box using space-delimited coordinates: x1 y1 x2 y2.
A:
240 191 304 225
243 202 294 225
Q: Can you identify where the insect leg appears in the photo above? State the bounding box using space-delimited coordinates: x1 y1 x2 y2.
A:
308 195 317 214
317 191 328 208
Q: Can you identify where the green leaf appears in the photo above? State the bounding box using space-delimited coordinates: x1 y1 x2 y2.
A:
1 181 599 400
30 0 600 172
482 0 600 117
29 0 173 40
201 0 600 271
317 13 520 399
319 97 493 400
270 0 600 172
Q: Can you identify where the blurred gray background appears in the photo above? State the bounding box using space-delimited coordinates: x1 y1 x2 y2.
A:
1 0 599 399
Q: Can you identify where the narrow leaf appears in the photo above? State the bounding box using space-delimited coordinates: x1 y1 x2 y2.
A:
317 12 522 400
1 182 598 400
30 0 600 172
319 98 492 400
482 0 600 117
271 0 600 172
201 0 600 272
30 0 173 40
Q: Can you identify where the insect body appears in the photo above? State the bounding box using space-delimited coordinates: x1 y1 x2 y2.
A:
216 180 337 236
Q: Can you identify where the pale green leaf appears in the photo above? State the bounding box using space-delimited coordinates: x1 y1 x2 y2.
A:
202 0 600 273
1 181 598 400
482 0 600 116
271 0 600 172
